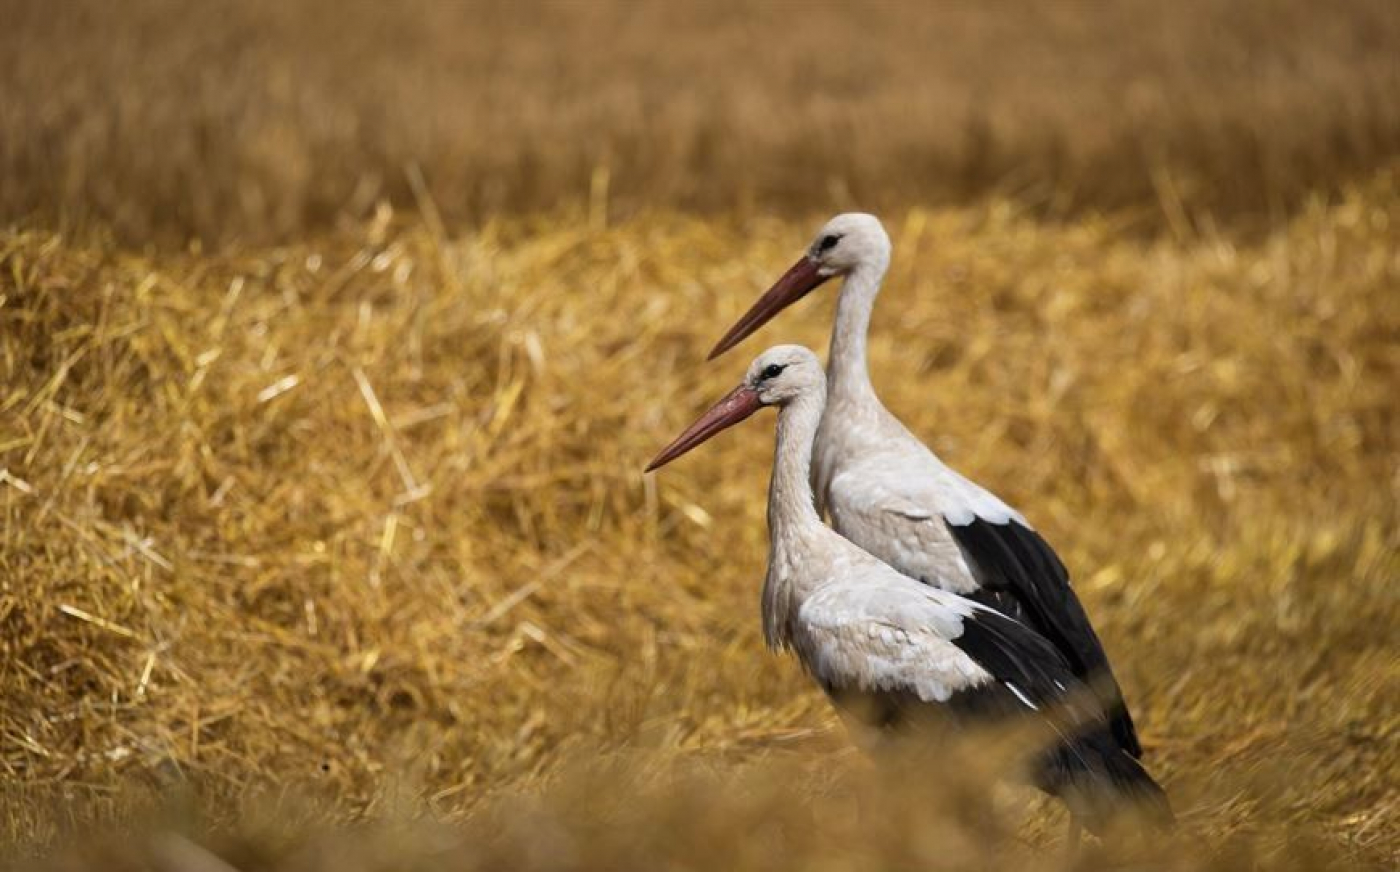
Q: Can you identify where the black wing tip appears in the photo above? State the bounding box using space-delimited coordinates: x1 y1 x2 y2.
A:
1110 751 1175 831
1052 734 1175 835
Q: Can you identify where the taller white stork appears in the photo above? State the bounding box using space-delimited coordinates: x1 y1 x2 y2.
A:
646 345 1171 833
707 214 1143 759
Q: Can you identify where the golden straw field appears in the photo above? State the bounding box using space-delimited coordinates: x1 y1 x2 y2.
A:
5 0 1400 243
2 1 1398 870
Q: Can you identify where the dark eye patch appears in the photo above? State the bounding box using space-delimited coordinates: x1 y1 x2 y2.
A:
817 234 841 253
760 363 785 381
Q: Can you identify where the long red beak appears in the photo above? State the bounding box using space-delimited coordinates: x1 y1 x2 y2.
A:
645 385 764 472
707 256 832 360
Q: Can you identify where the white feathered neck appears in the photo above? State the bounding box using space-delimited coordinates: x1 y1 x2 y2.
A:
762 385 829 649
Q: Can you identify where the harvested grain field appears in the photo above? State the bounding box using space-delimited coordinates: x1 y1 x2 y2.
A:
4 0 1400 244
1 1 1398 870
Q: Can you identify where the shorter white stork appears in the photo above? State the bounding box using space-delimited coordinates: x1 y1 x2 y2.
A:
647 345 1171 835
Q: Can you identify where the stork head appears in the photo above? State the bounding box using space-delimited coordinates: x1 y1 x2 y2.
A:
744 344 825 406
646 345 823 472
708 213 891 360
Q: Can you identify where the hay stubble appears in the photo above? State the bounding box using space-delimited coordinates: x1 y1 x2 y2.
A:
2 170 1397 867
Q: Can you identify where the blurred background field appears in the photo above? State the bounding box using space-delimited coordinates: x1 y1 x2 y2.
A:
2 1 1398 870
4 0 1400 245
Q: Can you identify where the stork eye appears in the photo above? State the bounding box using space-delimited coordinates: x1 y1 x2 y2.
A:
760 364 785 381
817 234 841 253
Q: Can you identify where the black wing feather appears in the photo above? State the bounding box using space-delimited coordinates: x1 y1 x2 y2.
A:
948 518 1143 759
950 604 1071 702
950 609 1172 832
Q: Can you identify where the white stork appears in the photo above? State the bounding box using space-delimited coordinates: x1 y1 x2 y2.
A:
646 345 1171 834
707 214 1144 760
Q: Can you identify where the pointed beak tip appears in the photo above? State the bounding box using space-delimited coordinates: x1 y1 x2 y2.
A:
645 384 762 475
